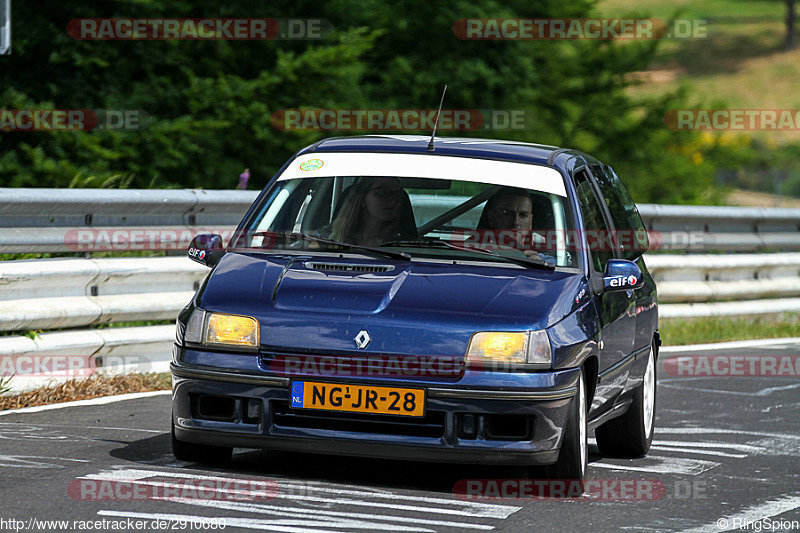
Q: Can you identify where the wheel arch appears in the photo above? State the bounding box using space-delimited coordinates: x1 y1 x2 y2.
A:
582 355 598 407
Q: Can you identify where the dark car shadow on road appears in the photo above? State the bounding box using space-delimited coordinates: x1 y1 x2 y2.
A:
110 432 605 496
110 432 171 462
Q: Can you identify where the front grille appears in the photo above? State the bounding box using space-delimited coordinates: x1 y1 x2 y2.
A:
305 262 394 273
271 400 445 438
265 353 465 380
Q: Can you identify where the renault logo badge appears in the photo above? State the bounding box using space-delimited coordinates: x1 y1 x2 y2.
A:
354 330 371 349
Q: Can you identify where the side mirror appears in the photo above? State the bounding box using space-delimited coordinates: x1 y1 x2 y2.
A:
602 259 643 292
187 234 225 268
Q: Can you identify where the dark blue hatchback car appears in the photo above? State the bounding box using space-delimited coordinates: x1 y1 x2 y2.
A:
172 135 659 484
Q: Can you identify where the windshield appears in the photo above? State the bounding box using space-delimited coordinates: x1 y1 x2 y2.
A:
238 155 578 268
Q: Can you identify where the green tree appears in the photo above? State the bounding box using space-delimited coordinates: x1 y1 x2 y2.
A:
0 0 716 203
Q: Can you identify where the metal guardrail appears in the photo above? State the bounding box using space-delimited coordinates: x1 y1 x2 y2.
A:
2 188 800 253
1 188 799 392
647 253 800 302
0 188 258 253
637 204 800 252
2 253 796 332
0 257 206 331
0 188 258 227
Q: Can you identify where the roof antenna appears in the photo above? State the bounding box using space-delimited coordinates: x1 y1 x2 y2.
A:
427 84 447 152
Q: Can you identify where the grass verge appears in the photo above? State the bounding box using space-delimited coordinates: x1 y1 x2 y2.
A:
660 312 800 346
0 251 169 261
0 372 171 411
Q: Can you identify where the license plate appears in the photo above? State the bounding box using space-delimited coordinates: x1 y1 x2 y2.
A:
290 381 425 417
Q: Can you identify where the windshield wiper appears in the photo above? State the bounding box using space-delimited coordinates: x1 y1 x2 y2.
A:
249 231 411 261
382 238 555 270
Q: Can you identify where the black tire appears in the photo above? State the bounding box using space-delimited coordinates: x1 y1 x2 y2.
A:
543 369 588 490
596 340 657 458
171 420 233 464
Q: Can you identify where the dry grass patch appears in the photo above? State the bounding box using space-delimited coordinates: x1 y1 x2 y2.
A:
726 188 800 208
0 372 171 411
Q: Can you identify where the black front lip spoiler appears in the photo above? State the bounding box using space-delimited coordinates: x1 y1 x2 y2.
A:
173 425 561 465
427 387 576 401
170 363 577 401
171 363 290 387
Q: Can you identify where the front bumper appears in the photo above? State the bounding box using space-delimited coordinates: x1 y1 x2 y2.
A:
171 346 580 466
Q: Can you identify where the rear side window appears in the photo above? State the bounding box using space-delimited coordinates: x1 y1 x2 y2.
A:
591 165 649 260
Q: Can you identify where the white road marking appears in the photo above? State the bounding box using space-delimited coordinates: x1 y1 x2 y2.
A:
678 492 800 533
752 383 800 395
85 467 520 520
87 425 163 433
592 456 720 475
86 465 515 531
649 446 747 459
0 390 170 416
87 476 512 520
0 454 89 468
170 497 496 530
99 509 394 533
746 345 800 350
657 427 800 441
659 381 800 397
1 421 161 435
660 338 800 353
0 433 69 440
652 440 763 453
0 421 162 443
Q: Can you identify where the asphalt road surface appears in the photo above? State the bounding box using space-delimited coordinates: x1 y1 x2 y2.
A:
1 339 798 532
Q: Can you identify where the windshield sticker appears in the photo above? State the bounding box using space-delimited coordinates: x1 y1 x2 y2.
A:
299 159 325 171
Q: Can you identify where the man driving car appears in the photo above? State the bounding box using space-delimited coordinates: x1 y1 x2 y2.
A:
483 187 534 231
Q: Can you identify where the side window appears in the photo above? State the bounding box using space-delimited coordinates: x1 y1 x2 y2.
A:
254 177 330 236
592 165 649 260
574 169 614 273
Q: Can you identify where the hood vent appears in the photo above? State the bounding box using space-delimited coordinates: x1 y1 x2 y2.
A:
305 262 394 273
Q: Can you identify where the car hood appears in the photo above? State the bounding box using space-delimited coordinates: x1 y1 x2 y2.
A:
199 252 585 356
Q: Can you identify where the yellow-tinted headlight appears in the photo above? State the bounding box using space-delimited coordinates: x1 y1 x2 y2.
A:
205 313 259 348
467 332 528 364
466 330 552 368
